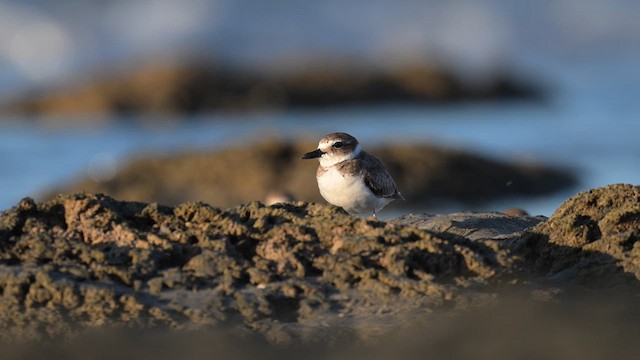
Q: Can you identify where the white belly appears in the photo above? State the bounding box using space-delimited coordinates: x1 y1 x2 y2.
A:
317 167 391 214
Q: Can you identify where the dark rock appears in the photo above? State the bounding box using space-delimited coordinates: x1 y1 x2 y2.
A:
390 212 546 241
52 139 576 209
1 60 543 116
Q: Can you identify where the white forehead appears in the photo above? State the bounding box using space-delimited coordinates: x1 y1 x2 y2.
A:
319 135 351 148
319 139 338 147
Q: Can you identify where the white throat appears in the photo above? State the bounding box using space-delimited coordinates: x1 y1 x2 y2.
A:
319 144 361 168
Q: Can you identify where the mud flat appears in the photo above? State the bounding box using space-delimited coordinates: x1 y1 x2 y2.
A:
1 60 542 116
54 139 576 209
1 184 639 358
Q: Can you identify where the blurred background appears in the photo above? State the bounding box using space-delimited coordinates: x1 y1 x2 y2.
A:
0 0 639 216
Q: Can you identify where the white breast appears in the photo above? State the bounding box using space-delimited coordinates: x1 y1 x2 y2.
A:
317 167 391 215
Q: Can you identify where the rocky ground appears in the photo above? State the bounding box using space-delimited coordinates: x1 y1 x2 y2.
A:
1 184 639 358
52 139 576 209
1 60 542 116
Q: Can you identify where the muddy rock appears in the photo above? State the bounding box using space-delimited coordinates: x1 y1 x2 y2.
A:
54 139 576 209
0 193 511 341
2 184 640 347
513 184 640 287
391 184 640 289
2 60 542 116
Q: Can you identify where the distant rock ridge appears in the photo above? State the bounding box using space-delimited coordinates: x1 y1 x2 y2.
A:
1 60 543 116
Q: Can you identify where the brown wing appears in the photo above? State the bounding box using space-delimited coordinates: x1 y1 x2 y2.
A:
359 153 403 199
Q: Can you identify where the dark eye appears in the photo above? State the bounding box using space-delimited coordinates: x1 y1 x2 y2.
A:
333 142 344 149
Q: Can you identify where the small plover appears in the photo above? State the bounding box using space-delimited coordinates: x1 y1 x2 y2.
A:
301 132 404 218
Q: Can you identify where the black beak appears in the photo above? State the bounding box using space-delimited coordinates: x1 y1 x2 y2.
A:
301 149 324 159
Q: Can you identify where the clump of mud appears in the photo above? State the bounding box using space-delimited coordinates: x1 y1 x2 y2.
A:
54 139 576 208
514 184 640 286
0 193 509 342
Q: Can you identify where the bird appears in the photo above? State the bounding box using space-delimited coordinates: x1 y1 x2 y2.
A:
301 132 404 219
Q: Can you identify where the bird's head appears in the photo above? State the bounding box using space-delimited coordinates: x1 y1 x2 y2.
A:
301 132 361 167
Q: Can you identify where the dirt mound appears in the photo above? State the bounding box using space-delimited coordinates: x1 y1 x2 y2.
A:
3 186 640 347
0 193 509 342
2 60 542 116
513 184 640 286
55 140 576 209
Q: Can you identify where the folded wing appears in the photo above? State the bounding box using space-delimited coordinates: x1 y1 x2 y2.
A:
360 154 404 200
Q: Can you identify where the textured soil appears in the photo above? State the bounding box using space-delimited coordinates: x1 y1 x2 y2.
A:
1 184 639 351
2 60 542 116
512 183 640 287
0 193 510 342
54 139 576 209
